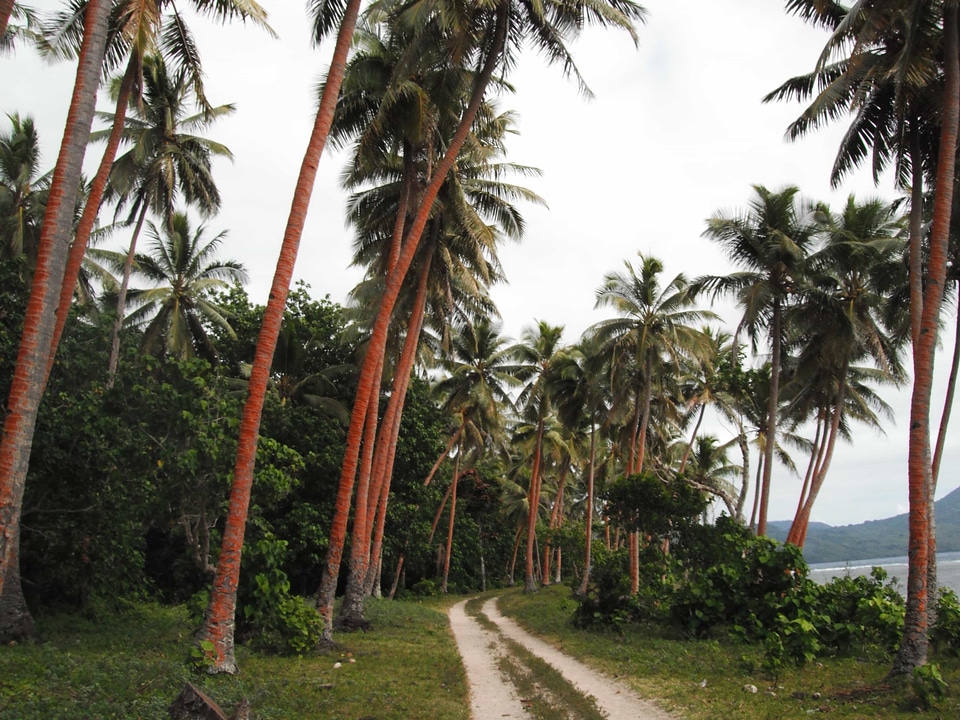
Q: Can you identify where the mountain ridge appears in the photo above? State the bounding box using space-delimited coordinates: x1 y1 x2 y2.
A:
765 484 960 565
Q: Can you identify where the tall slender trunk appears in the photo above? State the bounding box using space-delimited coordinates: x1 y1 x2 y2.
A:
787 412 826 545
577 424 597 596
757 299 781 537
749 436 764 531
359 251 433 599
678 403 706 474
792 375 847 547
0 0 110 642
893 1 959 676
334 376 382 626
317 3 508 636
735 422 750 522
524 417 545 592
423 425 464 488
106 203 148 386
199 0 363 673
927 303 959 624
47 56 139 383
441 455 461 593
932 304 960 483
542 463 567 585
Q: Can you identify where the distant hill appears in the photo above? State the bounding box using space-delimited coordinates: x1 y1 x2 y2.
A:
766 485 960 565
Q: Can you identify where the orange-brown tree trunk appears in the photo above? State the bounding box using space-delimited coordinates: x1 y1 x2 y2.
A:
893 0 959 676
362 253 433 597
0 0 16 41
315 4 508 639
0 0 111 642
199 0 364 673
47 56 139 383
441 456 461 593
524 417 545 592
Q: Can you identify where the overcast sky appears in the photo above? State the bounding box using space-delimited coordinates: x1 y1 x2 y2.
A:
5 0 958 529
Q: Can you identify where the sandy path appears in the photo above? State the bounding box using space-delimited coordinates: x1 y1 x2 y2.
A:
448 599 528 719
448 596 675 720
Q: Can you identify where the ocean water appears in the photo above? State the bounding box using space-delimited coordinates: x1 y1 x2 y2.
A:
808 551 960 596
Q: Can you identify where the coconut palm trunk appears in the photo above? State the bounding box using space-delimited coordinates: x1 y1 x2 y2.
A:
577 424 597 596
0 0 15 40
789 373 847 547
106 203 149 384
524 417 545 592
316 5 508 635
199 0 363 674
755 300 782 537
47 59 139 382
363 252 434 597
441 455 461 593
893 0 959 677
0 0 111 642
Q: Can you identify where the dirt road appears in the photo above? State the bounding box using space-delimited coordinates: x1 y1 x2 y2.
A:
448 596 675 720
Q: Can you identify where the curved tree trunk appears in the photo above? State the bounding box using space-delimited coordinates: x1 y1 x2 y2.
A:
524 417 545 592
735 422 750 522
577 424 597 596
47 56 139 383
106 203 149 386
542 462 568 586
757 299 781 537
199 0 364 673
356 251 433 600
0 0 110 642
792 376 847 547
927 303 959 624
317 3 508 637
678 403 706 474
787 411 827 546
893 0 959 676
441 455 461 593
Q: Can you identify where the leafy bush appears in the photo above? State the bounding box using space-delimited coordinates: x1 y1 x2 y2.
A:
669 521 810 640
816 567 904 655
932 588 960 656
237 532 323 655
573 542 675 628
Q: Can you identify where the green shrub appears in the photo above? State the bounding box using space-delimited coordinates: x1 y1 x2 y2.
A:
237 532 323 655
932 588 960 656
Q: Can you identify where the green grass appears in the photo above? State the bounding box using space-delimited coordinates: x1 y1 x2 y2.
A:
4 588 960 719
0 598 468 720
498 584 960 719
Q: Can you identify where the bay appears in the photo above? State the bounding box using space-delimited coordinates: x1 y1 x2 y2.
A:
808 551 960 596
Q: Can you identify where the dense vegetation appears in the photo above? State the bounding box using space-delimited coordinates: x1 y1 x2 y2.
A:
2 0 960 697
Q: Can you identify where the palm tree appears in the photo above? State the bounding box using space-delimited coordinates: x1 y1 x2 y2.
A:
693 185 817 537
324 0 646 612
771 0 957 672
784 196 905 546
548 335 610 595
590 253 715 591
0 0 111 641
201 0 388 662
0 113 46 268
328 95 540 628
681 435 742 519
513 321 565 592
43 0 270 376
97 53 235 382
123 211 246 360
